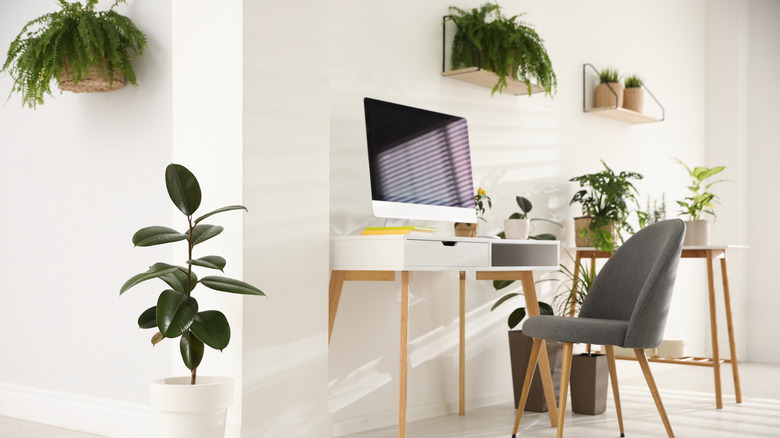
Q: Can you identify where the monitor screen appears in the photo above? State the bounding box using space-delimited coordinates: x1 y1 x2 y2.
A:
364 98 477 223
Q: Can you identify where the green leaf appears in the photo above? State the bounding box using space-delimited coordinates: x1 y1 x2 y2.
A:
539 301 554 315
529 233 557 240
165 164 201 216
156 290 198 338
493 279 515 290
200 276 266 296
189 224 223 246
120 263 179 295
151 331 164 346
508 307 527 329
132 226 187 247
190 311 231 351
138 306 157 329
515 196 532 214
187 255 226 271
491 292 519 311
194 205 248 225
180 330 204 370
159 269 197 294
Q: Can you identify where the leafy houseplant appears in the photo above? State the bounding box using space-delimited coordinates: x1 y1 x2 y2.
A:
455 187 492 237
446 3 557 96
120 164 265 385
623 74 644 113
594 66 623 108
503 196 560 240
2 0 147 109
673 158 727 245
570 161 643 253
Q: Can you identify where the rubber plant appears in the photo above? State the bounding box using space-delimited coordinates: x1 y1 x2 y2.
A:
120 164 265 385
446 2 557 96
570 161 643 253
1 0 147 108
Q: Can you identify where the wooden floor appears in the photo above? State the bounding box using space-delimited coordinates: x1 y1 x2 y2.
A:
1 363 779 437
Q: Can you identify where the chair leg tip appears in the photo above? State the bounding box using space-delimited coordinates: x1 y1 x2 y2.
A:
620 434 625 437
511 435 516 438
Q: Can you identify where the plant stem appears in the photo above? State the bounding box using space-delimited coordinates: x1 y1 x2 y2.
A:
191 367 197 385
187 215 193 296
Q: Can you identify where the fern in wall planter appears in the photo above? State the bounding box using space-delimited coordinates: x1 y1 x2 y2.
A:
1 0 147 109
446 2 557 96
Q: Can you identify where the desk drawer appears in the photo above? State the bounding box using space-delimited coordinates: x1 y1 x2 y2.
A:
405 239 489 268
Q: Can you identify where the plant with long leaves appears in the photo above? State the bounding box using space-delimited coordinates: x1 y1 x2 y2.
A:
673 158 727 221
570 161 643 252
120 164 265 385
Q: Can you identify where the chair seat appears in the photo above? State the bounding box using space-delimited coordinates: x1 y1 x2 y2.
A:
522 315 629 347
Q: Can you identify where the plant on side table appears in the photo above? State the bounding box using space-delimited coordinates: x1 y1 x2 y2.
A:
673 158 727 245
446 2 557 96
2 0 147 108
570 161 643 253
120 164 265 438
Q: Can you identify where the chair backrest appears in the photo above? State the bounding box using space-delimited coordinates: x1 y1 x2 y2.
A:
578 219 686 349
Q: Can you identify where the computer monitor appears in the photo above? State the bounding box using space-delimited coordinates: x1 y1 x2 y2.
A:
363 98 477 224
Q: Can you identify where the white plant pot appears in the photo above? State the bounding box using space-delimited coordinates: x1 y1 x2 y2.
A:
683 220 710 246
504 219 530 240
150 376 234 438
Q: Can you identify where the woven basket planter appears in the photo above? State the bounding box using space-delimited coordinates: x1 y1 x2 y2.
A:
574 216 617 248
454 222 478 237
58 62 125 93
594 82 624 108
623 87 644 113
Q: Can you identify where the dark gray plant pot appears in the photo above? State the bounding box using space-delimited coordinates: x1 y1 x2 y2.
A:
570 353 609 415
508 330 563 412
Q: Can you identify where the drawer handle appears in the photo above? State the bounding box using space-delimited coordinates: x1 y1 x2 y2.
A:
441 241 458 247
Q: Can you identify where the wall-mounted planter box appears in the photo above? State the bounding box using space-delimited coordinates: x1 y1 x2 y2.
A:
582 63 664 124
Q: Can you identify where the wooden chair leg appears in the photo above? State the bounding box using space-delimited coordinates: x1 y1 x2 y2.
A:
635 349 675 438
556 343 574 438
604 346 625 437
512 338 542 438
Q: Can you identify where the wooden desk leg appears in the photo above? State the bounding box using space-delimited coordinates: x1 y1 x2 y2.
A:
399 271 410 438
329 270 347 344
569 252 582 317
706 251 723 409
720 257 742 403
459 271 466 416
519 272 558 428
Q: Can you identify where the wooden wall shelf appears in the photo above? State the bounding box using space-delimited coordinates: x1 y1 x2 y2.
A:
442 67 545 96
582 63 665 124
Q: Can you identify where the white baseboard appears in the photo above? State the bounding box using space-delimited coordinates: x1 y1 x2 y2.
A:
0 382 156 437
331 389 512 437
747 345 780 364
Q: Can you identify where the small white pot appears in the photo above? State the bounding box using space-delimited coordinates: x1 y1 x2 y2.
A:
504 218 531 240
150 376 234 438
683 220 710 246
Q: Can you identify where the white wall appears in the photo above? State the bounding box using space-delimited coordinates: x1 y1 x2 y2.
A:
0 0 172 435
328 0 714 434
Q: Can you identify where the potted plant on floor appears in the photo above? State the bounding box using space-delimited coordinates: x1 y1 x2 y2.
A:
673 158 727 245
594 67 623 108
2 0 147 109
455 187 491 237
446 2 557 96
120 164 266 438
623 74 644 113
570 161 643 252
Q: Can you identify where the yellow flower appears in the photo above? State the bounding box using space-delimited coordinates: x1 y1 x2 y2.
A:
478 187 486 196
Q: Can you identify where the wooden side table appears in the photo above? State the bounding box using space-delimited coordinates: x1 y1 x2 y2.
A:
572 245 745 409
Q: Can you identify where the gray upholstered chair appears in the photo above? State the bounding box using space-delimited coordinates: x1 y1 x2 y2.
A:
511 219 686 438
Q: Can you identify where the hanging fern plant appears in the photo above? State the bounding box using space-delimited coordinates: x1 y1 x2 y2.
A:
447 3 556 97
1 0 147 109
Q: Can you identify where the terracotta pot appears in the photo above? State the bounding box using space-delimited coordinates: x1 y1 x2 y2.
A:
508 331 564 412
683 220 710 246
623 87 644 113
454 222 478 237
573 217 618 248
594 82 624 108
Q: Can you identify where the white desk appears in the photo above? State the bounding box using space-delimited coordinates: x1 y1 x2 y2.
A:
329 235 560 438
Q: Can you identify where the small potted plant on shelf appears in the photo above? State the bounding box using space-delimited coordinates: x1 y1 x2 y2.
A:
1 0 147 109
594 67 622 108
455 187 491 237
120 164 266 438
623 74 644 113
446 2 557 96
673 158 727 245
570 161 643 252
